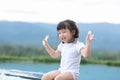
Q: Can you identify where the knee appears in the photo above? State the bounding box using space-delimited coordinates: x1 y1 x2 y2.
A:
54 75 62 80
41 74 48 80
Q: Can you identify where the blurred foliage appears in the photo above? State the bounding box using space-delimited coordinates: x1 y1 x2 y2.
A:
0 44 47 57
0 45 120 66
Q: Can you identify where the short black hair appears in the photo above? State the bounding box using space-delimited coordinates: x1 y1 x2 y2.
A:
57 19 79 39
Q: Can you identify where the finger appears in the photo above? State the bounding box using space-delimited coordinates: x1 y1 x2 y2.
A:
88 30 92 35
45 35 49 41
42 40 45 46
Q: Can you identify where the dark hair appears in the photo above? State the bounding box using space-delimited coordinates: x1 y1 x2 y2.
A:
57 19 79 39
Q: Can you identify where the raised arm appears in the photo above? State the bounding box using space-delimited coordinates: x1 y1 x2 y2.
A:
42 35 61 58
81 31 95 58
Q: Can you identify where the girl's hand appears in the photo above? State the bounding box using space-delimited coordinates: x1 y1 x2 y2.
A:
42 35 49 46
86 31 96 42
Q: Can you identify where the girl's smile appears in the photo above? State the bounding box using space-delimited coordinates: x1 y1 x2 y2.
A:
58 28 74 43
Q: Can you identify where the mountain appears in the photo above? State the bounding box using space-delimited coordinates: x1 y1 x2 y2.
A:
0 21 120 52
0 21 57 46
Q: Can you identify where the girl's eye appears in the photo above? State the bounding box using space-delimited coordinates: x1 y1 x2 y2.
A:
62 30 66 33
58 32 61 35
58 29 66 34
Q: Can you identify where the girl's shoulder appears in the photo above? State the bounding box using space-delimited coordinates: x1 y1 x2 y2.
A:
76 40 85 47
57 42 64 51
76 40 84 44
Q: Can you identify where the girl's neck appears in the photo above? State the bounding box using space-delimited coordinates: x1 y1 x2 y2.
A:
66 38 77 43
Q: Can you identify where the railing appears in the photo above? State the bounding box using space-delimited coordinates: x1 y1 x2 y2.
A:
0 69 43 80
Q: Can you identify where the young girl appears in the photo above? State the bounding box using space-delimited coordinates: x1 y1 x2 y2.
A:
42 19 95 80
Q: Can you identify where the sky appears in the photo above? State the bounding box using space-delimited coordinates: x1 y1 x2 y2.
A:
0 0 120 23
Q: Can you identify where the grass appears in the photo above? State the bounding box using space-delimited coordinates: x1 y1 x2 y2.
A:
0 45 120 66
0 55 120 66
81 58 120 66
0 55 60 63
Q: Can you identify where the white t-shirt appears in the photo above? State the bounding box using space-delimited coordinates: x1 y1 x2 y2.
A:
57 41 85 74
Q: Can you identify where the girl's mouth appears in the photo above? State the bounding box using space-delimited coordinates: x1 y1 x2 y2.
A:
61 37 66 41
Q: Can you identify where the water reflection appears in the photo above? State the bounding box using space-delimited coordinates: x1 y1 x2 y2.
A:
0 63 120 80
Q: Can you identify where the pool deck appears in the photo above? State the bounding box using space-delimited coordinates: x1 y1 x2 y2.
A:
0 69 43 80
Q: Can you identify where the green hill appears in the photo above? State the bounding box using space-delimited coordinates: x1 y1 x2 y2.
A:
0 21 120 52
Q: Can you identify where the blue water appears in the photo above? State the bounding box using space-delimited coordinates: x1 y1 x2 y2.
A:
0 62 120 80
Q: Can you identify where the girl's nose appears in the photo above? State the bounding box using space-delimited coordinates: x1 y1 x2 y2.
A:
60 34 64 37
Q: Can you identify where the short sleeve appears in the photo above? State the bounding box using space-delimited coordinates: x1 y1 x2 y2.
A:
57 42 63 51
76 42 85 53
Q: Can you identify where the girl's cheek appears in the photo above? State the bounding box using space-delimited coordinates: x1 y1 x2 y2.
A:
59 34 62 38
58 35 61 40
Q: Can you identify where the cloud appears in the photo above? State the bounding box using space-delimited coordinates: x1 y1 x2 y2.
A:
0 0 120 23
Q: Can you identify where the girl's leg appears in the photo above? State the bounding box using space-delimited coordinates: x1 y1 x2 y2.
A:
41 70 60 80
55 72 74 80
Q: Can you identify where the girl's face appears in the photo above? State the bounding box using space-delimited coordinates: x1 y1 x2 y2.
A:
58 28 74 43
